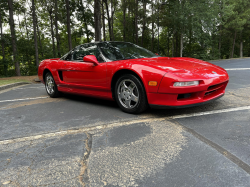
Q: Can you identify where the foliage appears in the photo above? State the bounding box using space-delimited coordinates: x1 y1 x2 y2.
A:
0 0 250 76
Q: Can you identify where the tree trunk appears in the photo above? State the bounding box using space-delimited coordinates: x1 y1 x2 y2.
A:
18 15 23 37
24 12 29 40
104 0 112 41
180 33 183 57
8 0 21 76
102 0 106 41
36 17 43 57
54 0 61 57
0 13 7 75
66 0 72 50
240 31 243 58
32 0 39 67
94 0 101 41
167 28 169 56
141 0 146 46
175 33 178 56
172 38 174 57
132 10 135 43
0 13 5 60
172 31 175 57
49 11 56 58
157 5 159 54
219 25 222 58
230 31 236 58
80 0 90 42
135 0 138 44
240 41 243 58
218 0 223 59
123 0 126 41
151 2 154 52
110 0 115 40
128 1 131 30
75 30 77 43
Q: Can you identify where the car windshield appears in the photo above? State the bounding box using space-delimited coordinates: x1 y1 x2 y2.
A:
98 42 159 61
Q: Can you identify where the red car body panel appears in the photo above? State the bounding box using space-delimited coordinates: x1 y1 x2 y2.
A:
38 56 229 108
58 59 109 98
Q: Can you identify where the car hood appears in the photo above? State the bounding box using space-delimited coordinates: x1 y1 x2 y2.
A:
129 57 227 74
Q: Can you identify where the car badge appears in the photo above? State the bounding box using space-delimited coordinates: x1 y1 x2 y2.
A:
212 71 217 74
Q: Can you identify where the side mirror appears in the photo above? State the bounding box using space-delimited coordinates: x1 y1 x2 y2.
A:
83 55 99 66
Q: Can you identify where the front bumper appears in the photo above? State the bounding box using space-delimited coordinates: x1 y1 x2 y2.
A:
147 80 228 108
150 94 224 109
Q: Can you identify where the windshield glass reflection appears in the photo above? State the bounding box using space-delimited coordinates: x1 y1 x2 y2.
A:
98 42 159 61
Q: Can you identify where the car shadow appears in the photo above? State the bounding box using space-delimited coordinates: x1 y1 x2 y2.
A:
60 93 119 109
59 93 226 117
148 99 227 118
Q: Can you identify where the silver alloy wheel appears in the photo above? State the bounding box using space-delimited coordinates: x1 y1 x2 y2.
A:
46 75 55 94
117 79 139 109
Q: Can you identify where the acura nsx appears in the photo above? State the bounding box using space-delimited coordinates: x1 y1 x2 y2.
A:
38 42 229 113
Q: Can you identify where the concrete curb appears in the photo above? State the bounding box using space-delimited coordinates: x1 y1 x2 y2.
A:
34 78 41 82
209 57 250 62
0 82 31 91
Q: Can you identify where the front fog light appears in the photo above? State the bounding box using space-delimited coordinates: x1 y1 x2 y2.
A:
174 81 199 87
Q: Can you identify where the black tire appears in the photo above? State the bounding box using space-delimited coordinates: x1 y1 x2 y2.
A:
114 74 148 114
45 72 60 98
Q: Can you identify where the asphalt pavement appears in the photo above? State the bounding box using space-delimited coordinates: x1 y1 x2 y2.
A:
0 58 250 186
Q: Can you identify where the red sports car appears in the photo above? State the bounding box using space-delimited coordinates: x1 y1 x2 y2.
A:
38 42 229 113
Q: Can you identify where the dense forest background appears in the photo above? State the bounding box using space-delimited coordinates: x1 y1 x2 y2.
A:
0 0 250 76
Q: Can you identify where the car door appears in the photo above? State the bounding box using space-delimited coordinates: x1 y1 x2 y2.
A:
60 44 108 96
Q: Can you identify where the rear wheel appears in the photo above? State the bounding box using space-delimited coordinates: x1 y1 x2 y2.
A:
45 72 60 98
115 74 148 114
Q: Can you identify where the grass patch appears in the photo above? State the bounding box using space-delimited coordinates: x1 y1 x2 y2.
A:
0 79 30 86
0 75 38 86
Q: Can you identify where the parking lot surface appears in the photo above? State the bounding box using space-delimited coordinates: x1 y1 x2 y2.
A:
0 58 250 186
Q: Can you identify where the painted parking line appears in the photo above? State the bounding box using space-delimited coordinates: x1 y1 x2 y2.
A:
1 105 250 145
0 96 49 103
172 105 250 119
225 68 250 70
13 86 45 90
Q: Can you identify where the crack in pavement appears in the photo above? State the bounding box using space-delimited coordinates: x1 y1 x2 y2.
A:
79 132 93 187
171 120 250 175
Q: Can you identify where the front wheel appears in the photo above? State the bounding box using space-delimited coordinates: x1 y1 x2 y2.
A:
45 72 60 98
115 74 148 114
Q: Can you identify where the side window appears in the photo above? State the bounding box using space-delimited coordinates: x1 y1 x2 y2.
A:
72 44 104 63
60 49 73 60
65 51 74 61
72 46 87 61
96 52 104 63
98 43 123 61
60 53 67 60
